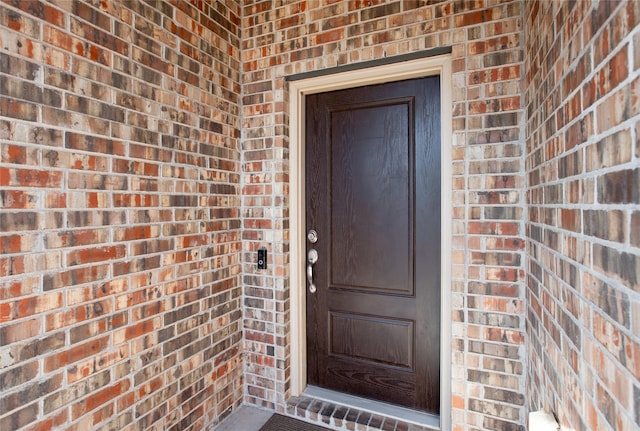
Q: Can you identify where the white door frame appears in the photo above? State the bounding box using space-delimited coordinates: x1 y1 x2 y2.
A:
288 54 452 429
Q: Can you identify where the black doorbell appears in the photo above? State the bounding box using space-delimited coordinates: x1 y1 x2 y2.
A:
257 248 267 269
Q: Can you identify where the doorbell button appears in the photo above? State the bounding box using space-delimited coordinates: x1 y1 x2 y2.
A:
257 248 267 269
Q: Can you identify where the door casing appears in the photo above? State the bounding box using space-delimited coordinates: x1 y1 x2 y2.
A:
288 54 452 429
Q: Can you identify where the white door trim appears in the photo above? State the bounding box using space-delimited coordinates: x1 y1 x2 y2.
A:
288 54 452 429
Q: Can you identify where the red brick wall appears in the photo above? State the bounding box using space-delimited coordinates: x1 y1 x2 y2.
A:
10 1 636 430
0 1 243 430
242 1 527 429
525 1 640 429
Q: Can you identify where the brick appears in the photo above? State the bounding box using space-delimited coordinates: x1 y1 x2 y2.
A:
71 1 112 31
0 96 38 121
456 9 494 28
0 373 63 414
71 379 129 420
467 369 520 390
597 45 629 98
484 387 525 405
65 94 124 122
596 85 632 132
1 76 62 109
0 403 39 431
18 331 66 361
632 211 640 248
44 336 109 373
637 122 640 158
0 5 41 38
470 398 520 420
0 360 38 389
597 168 640 204
593 244 639 291
635 385 640 427
0 232 38 253
42 23 83 55
0 318 39 345
69 315 111 344
483 416 524 431
66 245 126 266
43 369 112 414
587 128 632 171
2 293 63 321
584 210 625 243
596 381 624 430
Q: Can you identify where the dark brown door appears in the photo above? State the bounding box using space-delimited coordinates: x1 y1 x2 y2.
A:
305 76 441 414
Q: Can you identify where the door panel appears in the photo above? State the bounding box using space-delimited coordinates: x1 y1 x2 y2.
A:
330 101 412 293
306 76 441 414
329 312 414 368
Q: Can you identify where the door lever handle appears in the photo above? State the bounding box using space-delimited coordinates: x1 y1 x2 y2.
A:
307 264 316 293
307 249 318 293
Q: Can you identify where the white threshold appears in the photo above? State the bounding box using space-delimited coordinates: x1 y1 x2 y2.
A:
303 385 440 429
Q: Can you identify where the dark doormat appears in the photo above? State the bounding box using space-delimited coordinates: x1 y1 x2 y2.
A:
259 414 331 431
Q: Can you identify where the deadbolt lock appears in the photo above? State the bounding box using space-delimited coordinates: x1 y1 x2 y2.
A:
307 229 318 244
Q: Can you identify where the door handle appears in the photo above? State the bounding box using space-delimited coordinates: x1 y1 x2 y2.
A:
307 249 318 293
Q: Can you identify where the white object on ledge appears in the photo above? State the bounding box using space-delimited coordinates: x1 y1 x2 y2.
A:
529 411 560 431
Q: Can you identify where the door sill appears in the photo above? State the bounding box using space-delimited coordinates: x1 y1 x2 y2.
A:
303 386 440 428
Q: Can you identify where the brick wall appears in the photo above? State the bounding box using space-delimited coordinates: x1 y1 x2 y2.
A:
241 1 528 429
525 1 640 430
0 1 243 430
9 1 635 430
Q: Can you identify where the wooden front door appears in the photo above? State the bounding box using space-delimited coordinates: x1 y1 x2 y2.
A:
305 76 441 414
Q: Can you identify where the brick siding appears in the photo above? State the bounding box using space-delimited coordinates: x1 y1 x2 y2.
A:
525 1 640 430
1 0 637 430
0 1 243 430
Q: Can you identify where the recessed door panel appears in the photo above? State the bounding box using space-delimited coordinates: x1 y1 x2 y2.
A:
330 101 413 294
329 311 414 368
